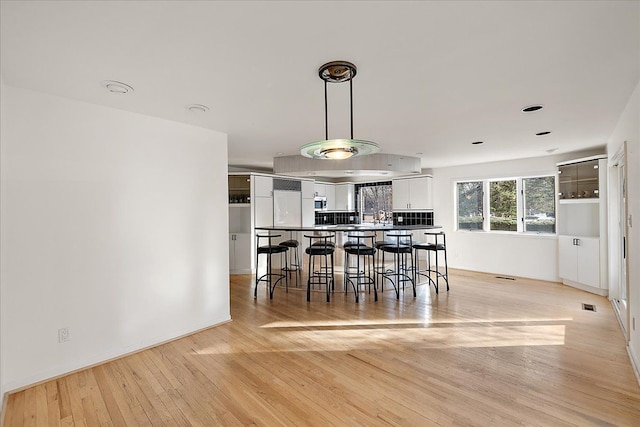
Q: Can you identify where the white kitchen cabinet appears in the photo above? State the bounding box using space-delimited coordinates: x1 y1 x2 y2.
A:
558 236 600 289
392 176 433 210
325 184 336 210
302 180 315 200
302 179 315 226
229 233 251 274
254 195 273 227
556 155 607 295
314 182 336 210
334 183 355 211
314 182 327 197
253 175 273 198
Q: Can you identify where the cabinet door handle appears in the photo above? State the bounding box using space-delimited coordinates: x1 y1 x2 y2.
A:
575 238 580 246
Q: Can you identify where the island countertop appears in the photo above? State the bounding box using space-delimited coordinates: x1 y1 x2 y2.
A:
255 224 442 233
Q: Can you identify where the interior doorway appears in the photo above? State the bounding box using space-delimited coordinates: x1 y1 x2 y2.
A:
609 143 629 338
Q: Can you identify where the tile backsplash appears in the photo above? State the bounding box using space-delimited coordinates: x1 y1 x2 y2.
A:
392 211 434 226
315 211 358 225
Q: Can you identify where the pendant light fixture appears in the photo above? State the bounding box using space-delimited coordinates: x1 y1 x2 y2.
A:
300 61 381 160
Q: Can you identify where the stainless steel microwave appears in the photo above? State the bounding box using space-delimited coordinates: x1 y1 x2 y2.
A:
314 197 327 210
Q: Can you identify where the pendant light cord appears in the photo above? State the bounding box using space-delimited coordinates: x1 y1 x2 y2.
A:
350 71 354 139
324 80 329 141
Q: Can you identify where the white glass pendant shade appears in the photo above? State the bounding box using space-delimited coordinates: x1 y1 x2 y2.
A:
300 139 380 159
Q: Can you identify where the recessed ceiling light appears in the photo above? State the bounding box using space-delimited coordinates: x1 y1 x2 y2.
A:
186 104 209 113
101 80 134 94
522 104 543 113
472 141 484 145
536 131 551 136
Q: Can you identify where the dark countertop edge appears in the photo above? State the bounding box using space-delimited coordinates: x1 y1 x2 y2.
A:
255 225 442 232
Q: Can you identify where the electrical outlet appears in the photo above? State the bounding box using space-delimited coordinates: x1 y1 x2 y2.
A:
58 327 70 343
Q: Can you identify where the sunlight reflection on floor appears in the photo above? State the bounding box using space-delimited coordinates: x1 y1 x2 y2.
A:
259 317 573 328
193 324 566 355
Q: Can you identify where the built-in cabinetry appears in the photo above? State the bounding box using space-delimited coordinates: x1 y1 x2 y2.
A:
252 175 273 228
314 182 336 210
302 180 315 226
228 174 252 274
558 236 600 288
229 173 315 274
334 183 355 211
229 233 251 273
392 176 433 210
228 175 251 204
557 156 608 295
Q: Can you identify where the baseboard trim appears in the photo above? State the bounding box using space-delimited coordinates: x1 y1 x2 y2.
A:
3 318 233 396
561 279 609 296
0 391 8 427
628 345 640 387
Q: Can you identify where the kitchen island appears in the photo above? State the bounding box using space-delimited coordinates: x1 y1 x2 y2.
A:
254 224 444 302
254 224 442 277
255 224 441 232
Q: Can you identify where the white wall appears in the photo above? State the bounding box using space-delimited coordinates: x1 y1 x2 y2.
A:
0 85 230 394
431 149 603 282
607 80 640 376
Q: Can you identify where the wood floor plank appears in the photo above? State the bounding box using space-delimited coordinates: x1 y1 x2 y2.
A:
4 269 640 426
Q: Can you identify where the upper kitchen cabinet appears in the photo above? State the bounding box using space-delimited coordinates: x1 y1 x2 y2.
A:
251 175 273 228
253 174 273 198
334 183 355 211
314 182 327 197
314 182 336 210
228 174 251 204
392 176 433 210
558 158 601 200
302 180 315 200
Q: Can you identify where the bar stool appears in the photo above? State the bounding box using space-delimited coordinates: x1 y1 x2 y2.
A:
254 233 288 299
374 230 394 291
413 231 449 293
280 236 301 286
343 233 377 302
305 233 336 302
378 233 416 299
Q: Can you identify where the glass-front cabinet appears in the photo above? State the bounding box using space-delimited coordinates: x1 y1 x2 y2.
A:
558 159 600 200
228 174 251 204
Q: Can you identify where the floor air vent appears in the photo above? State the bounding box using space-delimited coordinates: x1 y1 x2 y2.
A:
495 276 515 281
582 303 596 312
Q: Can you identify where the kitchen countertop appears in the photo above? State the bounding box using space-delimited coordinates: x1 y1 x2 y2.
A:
255 224 442 233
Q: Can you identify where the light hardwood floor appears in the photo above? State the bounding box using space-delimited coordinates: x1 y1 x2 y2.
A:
4 270 640 426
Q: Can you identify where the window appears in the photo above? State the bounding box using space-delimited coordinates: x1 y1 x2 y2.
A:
523 176 556 233
456 175 555 234
457 181 483 230
489 180 517 231
356 181 393 225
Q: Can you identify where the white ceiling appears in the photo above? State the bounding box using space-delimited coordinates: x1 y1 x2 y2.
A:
2 1 639 173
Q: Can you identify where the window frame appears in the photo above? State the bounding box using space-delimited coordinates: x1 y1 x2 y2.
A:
455 174 556 235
